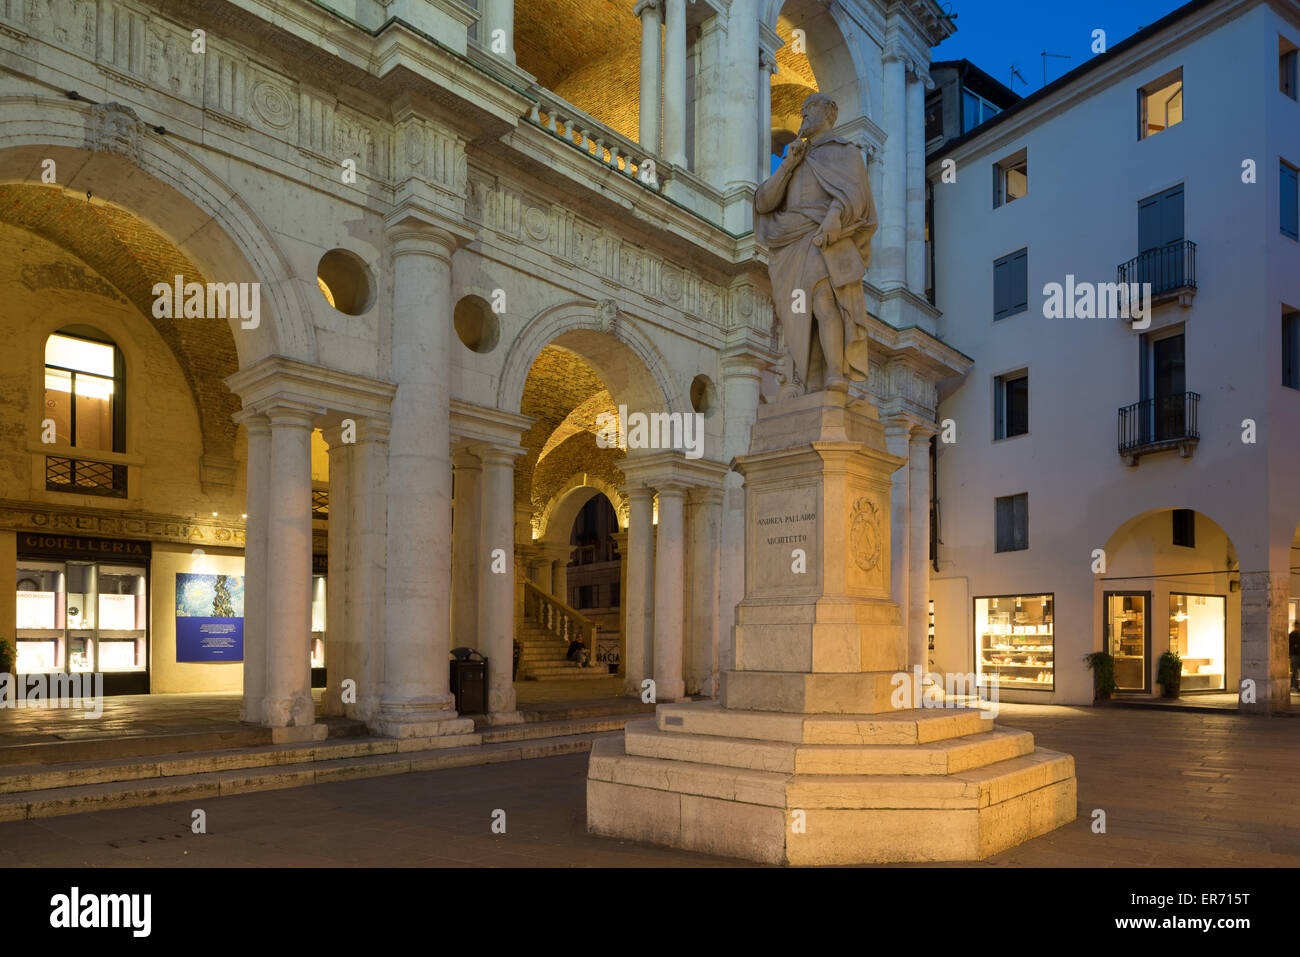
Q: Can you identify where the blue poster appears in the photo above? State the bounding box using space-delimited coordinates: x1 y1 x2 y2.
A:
175 572 244 662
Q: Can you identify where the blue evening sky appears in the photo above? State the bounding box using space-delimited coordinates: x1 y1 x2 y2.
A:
932 0 1196 95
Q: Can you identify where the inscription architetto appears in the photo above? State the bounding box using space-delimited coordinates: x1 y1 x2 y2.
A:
0 504 245 548
19 532 150 561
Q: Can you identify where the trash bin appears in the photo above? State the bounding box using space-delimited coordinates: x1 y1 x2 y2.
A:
449 647 487 714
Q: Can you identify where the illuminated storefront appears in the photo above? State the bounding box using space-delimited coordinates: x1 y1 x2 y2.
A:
1168 593 1226 692
974 594 1054 691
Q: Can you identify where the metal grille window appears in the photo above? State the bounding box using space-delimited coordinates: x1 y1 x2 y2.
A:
995 493 1028 553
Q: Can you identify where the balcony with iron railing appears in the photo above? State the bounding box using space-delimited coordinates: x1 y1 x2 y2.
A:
1117 240 1197 310
1118 392 1200 465
44 454 127 498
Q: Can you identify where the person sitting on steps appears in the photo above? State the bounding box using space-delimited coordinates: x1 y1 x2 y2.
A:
567 637 590 668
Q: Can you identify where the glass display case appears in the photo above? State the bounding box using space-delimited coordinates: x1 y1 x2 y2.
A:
310 574 326 669
15 559 147 676
975 594 1054 690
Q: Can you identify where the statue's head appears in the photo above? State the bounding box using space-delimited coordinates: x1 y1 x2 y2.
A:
797 93 838 140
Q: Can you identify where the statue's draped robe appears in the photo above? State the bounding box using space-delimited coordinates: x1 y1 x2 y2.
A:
756 137 877 382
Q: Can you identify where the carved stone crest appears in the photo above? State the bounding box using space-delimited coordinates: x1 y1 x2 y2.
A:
849 496 882 574
596 299 620 333
86 103 143 161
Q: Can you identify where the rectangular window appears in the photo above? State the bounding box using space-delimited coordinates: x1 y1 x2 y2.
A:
1139 68 1183 139
1282 160 1299 240
993 248 1028 320
1169 593 1226 692
994 150 1028 208
924 93 943 142
1284 312 1300 389
962 89 1000 133
1282 37 1298 100
975 594 1054 691
994 493 1028 552
1172 508 1195 548
994 371 1029 439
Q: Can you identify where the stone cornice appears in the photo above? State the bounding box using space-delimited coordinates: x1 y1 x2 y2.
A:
0 499 247 548
621 451 731 490
225 356 398 425
450 399 535 447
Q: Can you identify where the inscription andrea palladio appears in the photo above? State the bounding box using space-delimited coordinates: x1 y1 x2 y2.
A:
758 511 816 546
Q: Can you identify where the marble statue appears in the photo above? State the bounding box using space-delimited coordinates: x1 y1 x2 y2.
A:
755 92 877 394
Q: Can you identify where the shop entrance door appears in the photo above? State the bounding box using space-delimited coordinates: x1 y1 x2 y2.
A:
1105 591 1151 692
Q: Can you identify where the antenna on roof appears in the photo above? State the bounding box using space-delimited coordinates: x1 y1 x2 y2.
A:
1041 51 1072 88
1009 64 1028 91
937 2 957 20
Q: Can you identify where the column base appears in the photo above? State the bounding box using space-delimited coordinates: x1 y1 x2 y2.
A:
372 697 476 739
261 693 315 729
271 723 328 744
654 678 686 703
487 688 519 716
482 710 524 726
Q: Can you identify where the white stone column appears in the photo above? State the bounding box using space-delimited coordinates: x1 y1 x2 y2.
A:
905 64 928 296
907 430 933 671
623 485 656 696
1240 568 1291 712
884 423 912 667
237 412 270 725
879 49 908 290
687 487 723 696
477 445 522 722
321 426 353 717
349 419 389 723
653 484 687 701
481 0 515 63
636 0 663 153
757 49 778 182
551 549 570 604
662 0 687 167
451 449 482 646
377 225 470 738
719 349 766 674
611 529 629 676
263 405 316 729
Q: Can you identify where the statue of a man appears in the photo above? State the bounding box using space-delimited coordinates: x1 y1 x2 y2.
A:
755 93 877 394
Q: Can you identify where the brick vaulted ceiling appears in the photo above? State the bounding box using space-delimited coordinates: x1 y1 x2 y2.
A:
0 184 239 463
518 344 623 519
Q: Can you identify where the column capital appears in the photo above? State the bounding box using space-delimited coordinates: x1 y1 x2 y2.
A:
624 484 658 504
634 0 662 18
721 343 778 378
474 444 526 468
384 206 474 261
233 409 271 436
759 48 779 74
452 448 482 470
656 482 690 500
688 486 725 507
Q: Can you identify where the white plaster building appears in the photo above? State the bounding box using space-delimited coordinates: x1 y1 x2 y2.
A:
0 0 967 735
926 0 1300 710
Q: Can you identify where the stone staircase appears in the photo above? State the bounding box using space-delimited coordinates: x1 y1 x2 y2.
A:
0 706 652 822
516 621 610 680
516 579 610 681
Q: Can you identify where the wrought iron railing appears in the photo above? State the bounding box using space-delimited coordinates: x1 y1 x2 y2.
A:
45 455 126 498
1117 240 1197 297
311 487 329 519
1118 392 1200 456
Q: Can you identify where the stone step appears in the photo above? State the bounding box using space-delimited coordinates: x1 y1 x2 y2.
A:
478 715 631 744
654 701 991 745
0 731 623 822
626 719 1033 775
0 727 273 768
588 734 1075 811
530 671 616 681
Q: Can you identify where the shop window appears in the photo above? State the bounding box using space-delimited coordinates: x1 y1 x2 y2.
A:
994 493 1028 552
993 248 1028 320
974 594 1053 691
311 574 326 671
1172 508 1195 548
1169 594 1226 691
993 150 1027 208
43 331 124 452
994 371 1029 439
1139 67 1183 139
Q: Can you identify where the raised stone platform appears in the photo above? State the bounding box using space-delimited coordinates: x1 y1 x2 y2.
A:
587 701 1076 865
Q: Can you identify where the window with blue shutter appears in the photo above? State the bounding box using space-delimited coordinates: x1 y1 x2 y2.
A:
1284 312 1300 389
993 248 1028 320
1281 161 1298 240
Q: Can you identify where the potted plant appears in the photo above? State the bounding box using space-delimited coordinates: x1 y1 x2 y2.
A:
1083 651 1116 702
0 638 13 675
1158 650 1182 699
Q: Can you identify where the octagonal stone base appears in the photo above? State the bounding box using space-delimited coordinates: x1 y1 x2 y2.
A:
586 702 1077 865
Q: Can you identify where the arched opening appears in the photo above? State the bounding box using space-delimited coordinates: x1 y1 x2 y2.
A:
1095 508 1240 699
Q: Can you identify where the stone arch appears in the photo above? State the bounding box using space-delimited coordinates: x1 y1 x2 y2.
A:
768 0 870 124
498 299 686 417
0 95 314 367
538 476 627 544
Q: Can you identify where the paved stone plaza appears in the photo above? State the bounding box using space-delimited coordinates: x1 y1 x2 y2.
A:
0 704 1294 867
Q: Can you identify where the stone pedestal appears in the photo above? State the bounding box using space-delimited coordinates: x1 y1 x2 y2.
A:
586 391 1077 864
